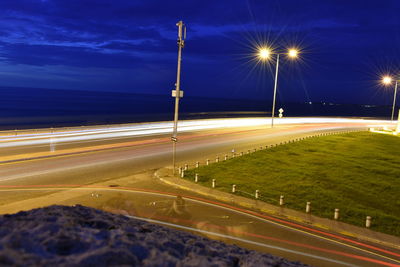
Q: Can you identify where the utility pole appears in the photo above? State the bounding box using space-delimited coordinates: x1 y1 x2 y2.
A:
172 21 186 175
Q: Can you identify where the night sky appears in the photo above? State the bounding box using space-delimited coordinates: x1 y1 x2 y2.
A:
0 0 399 105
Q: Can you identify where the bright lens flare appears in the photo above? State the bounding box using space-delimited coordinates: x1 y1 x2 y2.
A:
382 76 392 85
288 49 299 58
258 48 271 60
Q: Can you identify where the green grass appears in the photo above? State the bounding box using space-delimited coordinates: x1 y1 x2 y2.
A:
185 132 400 236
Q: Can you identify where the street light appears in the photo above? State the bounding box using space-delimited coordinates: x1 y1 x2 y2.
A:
381 75 399 121
258 47 299 128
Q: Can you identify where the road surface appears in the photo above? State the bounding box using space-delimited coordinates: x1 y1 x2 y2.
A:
0 117 398 266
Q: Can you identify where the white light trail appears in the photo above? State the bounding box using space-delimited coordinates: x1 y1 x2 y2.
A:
0 117 393 148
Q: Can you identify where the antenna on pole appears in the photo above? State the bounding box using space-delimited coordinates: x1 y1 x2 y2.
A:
172 21 186 175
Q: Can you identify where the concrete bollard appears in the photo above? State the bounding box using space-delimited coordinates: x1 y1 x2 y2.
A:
206 159 210 165
195 173 198 183
247 150 250 154
196 161 200 168
181 169 185 178
215 156 219 163
232 184 236 193
232 153 236 158
279 195 284 206
366 216 372 228
224 154 228 160
306 202 311 213
212 179 216 188
178 167 182 174
253 148 257 152
240 152 243 156
334 209 339 220
184 164 188 171
255 190 259 199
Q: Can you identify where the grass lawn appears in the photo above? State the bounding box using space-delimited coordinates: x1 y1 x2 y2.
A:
185 132 400 236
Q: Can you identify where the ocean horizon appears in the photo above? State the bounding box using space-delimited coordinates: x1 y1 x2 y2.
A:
0 87 394 130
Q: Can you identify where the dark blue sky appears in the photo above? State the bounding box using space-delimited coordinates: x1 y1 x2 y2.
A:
0 0 399 104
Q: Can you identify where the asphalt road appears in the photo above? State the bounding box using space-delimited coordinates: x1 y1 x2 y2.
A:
0 117 398 266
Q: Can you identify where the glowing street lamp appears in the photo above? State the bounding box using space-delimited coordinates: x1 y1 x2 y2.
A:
258 48 271 60
258 47 299 127
381 75 399 121
382 76 392 85
288 49 298 58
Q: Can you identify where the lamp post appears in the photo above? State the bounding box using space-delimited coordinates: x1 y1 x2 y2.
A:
258 47 299 128
382 75 399 121
172 21 186 174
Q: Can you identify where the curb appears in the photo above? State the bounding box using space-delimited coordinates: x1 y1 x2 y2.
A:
155 168 400 250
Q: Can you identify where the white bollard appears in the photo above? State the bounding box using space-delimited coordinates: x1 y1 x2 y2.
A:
195 173 198 182
184 164 188 171
306 202 311 213
206 159 210 165
232 184 236 193
366 216 372 228
181 169 185 178
253 148 257 152
240 152 243 156
334 209 339 220
215 156 219 163
50 138 55 152
247 150 250 154
232 153 236 158
279 195 284 206
178 167 182 174
255 190 259 199
212 179 216 188
196 161 200 168
224 154 228 160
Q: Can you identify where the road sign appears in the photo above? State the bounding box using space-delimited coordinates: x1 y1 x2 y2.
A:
278 108 284 118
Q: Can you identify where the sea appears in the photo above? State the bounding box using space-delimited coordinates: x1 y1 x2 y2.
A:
0 87 394 130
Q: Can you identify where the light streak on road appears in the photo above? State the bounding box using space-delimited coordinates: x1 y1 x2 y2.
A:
0 117 393 148
130 215 358 267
